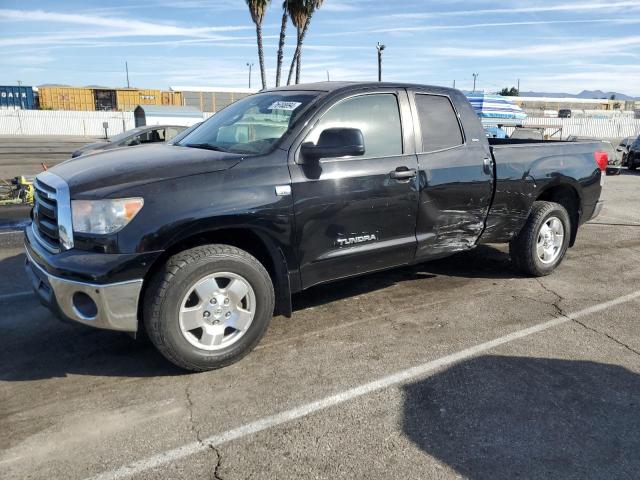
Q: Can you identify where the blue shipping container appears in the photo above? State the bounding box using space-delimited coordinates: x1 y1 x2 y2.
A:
0 86 35 109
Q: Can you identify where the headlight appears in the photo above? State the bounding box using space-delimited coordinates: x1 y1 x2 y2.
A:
72 198 144 234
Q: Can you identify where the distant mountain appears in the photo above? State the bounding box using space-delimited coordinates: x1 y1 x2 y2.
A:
519 90 638 100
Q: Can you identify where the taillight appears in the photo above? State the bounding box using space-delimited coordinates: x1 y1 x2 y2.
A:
594 151 608 171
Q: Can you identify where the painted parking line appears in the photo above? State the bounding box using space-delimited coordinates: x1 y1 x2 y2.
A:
86 288 640 480
0 291 32 302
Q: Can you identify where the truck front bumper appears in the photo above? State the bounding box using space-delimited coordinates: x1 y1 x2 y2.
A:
25 248 142 332
24 224 161 332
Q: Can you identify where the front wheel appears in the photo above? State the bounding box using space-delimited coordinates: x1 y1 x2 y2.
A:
144 244 275 371
510 201 571 276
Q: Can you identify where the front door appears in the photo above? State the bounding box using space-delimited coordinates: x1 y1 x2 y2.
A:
409 90 494 260
290 90 419 289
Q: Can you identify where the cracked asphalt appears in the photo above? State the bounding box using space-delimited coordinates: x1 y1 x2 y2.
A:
1 170 640 480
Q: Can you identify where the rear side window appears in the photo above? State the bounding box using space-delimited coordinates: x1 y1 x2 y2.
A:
307 93 403 158
414 94 463 152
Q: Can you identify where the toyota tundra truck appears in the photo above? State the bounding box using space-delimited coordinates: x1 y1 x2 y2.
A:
24 82 607 371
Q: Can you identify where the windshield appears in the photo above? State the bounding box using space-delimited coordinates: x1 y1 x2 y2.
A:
169 122 202 144
178 91 320 155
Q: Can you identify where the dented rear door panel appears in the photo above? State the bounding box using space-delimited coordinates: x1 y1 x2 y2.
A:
409 88 494 260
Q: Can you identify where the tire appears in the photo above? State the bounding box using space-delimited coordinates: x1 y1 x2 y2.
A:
509 201 571 277
144 244 274 371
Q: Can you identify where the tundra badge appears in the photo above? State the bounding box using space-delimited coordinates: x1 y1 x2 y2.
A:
337 234 378 246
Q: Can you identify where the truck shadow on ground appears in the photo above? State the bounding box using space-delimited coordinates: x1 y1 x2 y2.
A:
0 315 184 380
1 245 523 380
293 244 519 311
403 355 640 480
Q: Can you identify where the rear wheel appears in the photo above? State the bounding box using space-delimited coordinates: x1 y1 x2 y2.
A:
510 201 571 276
144 244 274 371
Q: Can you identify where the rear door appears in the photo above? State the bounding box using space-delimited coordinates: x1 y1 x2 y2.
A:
290 89 420 288
409 90 493 259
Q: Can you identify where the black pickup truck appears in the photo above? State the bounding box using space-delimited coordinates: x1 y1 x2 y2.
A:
24 82 606 371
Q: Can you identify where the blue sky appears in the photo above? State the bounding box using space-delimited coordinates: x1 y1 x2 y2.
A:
1 0 639 95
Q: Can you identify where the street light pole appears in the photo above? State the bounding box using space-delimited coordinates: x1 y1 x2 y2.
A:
246 63 254 89
472 73 479 92
376 42 385 82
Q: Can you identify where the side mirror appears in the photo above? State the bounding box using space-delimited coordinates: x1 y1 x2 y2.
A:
129 139 141 146
300 128 365 162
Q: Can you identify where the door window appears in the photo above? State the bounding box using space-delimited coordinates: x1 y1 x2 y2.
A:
306 93 403 158
414 94 463 152
127 128 166 145
149 128 165 142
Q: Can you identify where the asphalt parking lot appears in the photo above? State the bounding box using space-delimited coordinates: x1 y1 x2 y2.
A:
0 135 97 179
1 167 640 479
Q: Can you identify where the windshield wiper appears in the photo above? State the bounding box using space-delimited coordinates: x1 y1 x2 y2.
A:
184 143 231 153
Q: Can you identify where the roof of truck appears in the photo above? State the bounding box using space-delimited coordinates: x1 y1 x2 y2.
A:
268 81 453 93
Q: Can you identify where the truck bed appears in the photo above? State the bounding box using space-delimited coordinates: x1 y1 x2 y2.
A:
479 139 603 244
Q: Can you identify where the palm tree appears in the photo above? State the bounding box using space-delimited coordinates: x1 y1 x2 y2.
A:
275 1 291 87
245 0 271 90
286 0 324 85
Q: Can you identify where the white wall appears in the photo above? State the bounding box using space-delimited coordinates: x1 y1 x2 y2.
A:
142 115 203 127
0 110 135 136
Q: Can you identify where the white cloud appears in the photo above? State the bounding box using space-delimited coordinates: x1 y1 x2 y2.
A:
0 7 263 48
429 36 640 58
389 0 640 20
321 2 361 13
369 17 640 34
0 8 251 36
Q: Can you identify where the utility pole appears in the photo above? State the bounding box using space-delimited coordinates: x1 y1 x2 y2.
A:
125 62 130 88
453 80 456 89
376 42 386 82
472 73 479 92
326 70 330 81
17 80 22 86
246 63 253 89
517 78 520 93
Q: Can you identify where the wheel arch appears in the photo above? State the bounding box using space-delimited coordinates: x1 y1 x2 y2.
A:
535 182 581 246
138 226 293 331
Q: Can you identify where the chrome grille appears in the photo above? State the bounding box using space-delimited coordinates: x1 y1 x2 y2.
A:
34 178 60 252
32 171 74 253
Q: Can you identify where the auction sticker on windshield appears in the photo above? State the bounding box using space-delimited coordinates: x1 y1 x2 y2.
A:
268 101 302 111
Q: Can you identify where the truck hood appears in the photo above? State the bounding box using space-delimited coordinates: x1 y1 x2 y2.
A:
50 143 244 197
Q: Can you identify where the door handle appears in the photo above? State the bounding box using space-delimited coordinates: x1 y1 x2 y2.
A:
389 167 417 180
483 157 493 174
